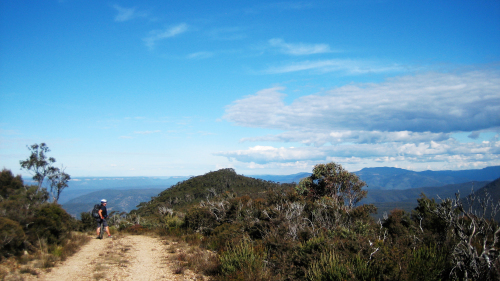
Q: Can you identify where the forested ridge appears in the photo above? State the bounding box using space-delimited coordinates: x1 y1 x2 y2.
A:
128 164 500 280
133 168 295 215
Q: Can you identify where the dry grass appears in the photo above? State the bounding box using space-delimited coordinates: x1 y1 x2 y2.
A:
0 267 8 280
162 235 218 279
19 266 39 276
0 232 91 280
34 253 57 268
168 245 177 253
173 261 186 274
59 232 91 261
93 271 106 280
171 246 219 276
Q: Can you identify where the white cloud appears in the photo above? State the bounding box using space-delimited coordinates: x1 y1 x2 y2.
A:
143 23 188 48
216 145 326 164
187 52 214 59
215 140 500 167
240 130 451 146
112 5 147 22
225 70 500 133
269 38 334 55
218 69 500 169
263 59 404 74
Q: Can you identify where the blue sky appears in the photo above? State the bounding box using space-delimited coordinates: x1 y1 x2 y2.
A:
1 0 499 177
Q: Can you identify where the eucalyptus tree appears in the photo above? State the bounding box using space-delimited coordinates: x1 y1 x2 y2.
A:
20 143 70 203
297 162 367 210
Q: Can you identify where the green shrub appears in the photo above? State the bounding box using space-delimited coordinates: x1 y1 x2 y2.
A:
206 223 245 251
219 240 268 279
79 212 95 232
28 203 75 245
164 216 183 228
0 217 25 257
306 251 378 281
306 251 352 281
407 244 448 281
183 207 219 235
289 236 329 280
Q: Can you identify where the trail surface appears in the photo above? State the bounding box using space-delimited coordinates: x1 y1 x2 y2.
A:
27 235 189 281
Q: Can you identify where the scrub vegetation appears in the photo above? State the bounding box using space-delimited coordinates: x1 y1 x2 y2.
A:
122 164 500 280
2 143 499 280
0 144 90 279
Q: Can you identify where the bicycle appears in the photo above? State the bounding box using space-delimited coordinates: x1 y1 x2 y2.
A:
98 219 105 239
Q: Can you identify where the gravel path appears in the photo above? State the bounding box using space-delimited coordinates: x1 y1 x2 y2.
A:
25 235 189 281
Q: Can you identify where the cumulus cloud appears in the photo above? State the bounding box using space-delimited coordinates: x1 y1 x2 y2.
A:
143 23 188 48
240 130 451 146
216 145 326 164
225 70 500 133
218 69 500 169
215 139 500 165
269 38 334 55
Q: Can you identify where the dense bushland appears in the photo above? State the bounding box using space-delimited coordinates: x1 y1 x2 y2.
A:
0 143 89 279
134 168 295 215
0 168 81 259
129 164 500 280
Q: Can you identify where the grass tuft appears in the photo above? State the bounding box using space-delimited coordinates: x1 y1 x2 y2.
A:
19 266 38 276
173 261 186 274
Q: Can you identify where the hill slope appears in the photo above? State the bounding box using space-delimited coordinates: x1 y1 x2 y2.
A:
471 177 500 202
463 177 500 220
134 168 294 216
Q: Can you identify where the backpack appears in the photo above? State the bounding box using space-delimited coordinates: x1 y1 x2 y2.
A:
91 204 101 218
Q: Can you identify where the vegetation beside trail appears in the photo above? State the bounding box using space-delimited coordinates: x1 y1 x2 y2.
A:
115 164 500 280
0 144 91 279
3 143 500 280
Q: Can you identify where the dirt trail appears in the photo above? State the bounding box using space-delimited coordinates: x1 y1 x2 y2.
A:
26 235 190 281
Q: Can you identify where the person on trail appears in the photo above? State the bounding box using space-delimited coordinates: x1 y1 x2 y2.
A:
96 199 112 238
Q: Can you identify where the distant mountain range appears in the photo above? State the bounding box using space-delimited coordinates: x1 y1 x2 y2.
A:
245 172 311 185
354 166 500 190
62 188 164 218
250 165 500 190
23 176 190 204
361 181 490 204
53 166 499 217
365 181 490 219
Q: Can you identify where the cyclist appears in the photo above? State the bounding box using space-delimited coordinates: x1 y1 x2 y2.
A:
96 199 112 238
